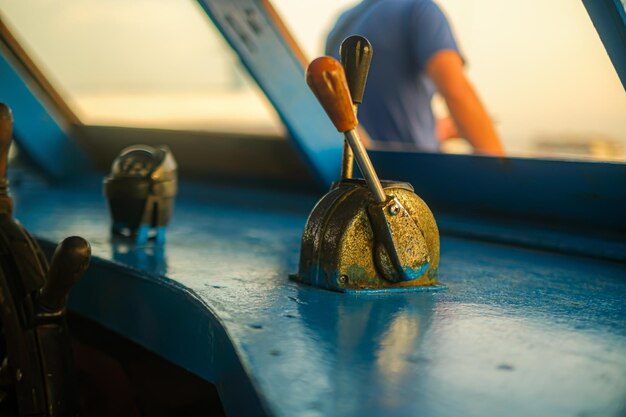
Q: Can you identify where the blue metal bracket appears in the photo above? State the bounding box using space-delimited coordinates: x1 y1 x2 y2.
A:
582 0 626 89
0 44 90 179
195 0 342 187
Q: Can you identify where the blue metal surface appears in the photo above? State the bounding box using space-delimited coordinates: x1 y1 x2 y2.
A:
371 150 626 260
0 47 89 179
583 0 626 89
10 174 626 417
195 0 342 187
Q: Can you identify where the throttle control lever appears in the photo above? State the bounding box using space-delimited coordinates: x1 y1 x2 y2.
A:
293 53 441 292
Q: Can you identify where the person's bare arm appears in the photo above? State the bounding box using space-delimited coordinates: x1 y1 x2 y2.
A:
426 50 505 156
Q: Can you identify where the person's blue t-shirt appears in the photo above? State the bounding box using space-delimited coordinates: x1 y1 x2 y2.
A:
326 0 461 151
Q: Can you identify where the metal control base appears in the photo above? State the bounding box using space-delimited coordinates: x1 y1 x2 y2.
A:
293 179 441 293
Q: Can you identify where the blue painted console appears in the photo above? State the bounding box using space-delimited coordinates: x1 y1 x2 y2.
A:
10 170 626 417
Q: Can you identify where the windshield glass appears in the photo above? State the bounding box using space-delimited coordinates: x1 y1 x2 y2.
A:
1 0 624 161
273 0 626 161
0 0 283 135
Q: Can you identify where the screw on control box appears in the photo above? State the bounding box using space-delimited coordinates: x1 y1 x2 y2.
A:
104 145 177 245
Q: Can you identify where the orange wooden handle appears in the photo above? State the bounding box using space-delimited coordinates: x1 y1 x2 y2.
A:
0 103 13 179
306 57 357 133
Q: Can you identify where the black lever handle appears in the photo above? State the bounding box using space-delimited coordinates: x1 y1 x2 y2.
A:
38 236 91 313
338 36 373 180
340 35 373 106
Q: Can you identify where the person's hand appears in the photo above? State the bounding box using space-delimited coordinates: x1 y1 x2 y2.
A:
436 116 460 142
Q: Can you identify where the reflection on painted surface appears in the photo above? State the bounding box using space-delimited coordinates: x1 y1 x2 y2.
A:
376 312 420 390
376 312 421 406
111 239 168 276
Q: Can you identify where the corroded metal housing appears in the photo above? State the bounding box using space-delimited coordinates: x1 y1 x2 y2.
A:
294 179 441 293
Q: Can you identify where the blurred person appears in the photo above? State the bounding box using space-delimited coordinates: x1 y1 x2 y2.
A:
326 0 504 156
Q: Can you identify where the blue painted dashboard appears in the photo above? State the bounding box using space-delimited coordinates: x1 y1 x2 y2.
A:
2 0 626 414
10 168 626 417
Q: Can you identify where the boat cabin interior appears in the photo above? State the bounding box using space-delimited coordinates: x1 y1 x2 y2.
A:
0 1 624 416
